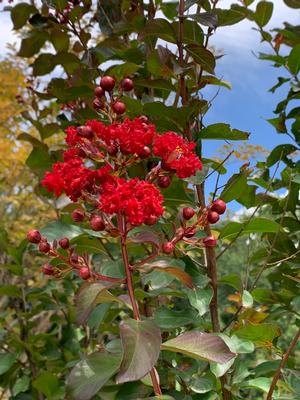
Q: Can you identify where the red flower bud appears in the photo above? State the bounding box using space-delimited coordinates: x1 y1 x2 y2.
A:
203 236 217 248
112 101 126 115
27 229 42 244
72 209 85 222
184 227 196 238
120 78 134 91
145 215 158 226
79 267 90 280
139 146 151 159
157 176 171 189
59 238 69 249
94 86 105 98
162 242 174 254
77 125 94 139
182 207 195 220
207 211 220 224
210 199 226 215
42 263 54 275
90 215 106 231
100 76 116 92
39 241 51 253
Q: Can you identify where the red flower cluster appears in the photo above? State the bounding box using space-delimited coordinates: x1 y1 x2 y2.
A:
41 118 202 226
42 159 110 202
100 178 164 226
153 132 202 178
87 118 156 157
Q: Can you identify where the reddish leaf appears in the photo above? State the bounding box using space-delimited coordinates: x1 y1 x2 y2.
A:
161 332 236 364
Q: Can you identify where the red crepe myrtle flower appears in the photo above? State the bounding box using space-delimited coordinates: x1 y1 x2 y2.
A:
100 177 164 226
153 132 202 178
87 118 156 157
42 159 110 201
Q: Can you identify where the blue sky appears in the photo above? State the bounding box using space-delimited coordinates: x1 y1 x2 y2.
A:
0 1 299 208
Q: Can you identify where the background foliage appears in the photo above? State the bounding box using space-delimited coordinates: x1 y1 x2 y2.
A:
0 0 299 399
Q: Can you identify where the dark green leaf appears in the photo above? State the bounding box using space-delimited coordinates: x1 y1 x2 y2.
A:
0 353 16 375
235 322 281 345
220 172 248 203
199 123 249 140
253 1 273 27
185 44 215 74
67 352 122 400
18 32 48 57
11 3 37 29
288 44 300 75
284 0 300 8
219 218 280 240
33 372 63 399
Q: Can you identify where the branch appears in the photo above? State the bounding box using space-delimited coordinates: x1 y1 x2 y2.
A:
267 327 300 400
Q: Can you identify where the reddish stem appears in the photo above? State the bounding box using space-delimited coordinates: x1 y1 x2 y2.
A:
118 215 162 396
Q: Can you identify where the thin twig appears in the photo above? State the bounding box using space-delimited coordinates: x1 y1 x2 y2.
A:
267 327 300 400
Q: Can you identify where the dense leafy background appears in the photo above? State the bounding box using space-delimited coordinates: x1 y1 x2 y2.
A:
0 0 299 399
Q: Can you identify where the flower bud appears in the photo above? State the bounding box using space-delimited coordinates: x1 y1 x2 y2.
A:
203 236 217 248
42 263 54 275
77 125 94 139
39 241 51 253
139 146 151 159
182 207 195 220
210 199 226 215
70 253 79 264
59 238 69 249
184 227 196 238
120 78 134 91
27 230 42 244
112 101 126 115
94 86 105 98
157 176 171 189
72 209 85 222
93 98 104 110
162 242 174 254
100 76 116 92
79 267 90 280
207 211 220 224
90 215 106 231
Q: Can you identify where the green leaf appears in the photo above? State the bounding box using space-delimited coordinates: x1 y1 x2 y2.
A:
235 322 281 345
12 376 30 396
242 290 253 308
11 3 37 29
33 372 63 399
106 62 141 79
213 8 246 26
220 172 248 203
240 378 272 393
288 44 300 75
40 221 83 242
154 306 198 329
219 218 280 240
284 0 300 8
161 332 236 364
0 353 16 375
185 288 212 316
18 32 48 57
220 275 243 292
32 53 56 76
75 282 118 325
267 144 298 167
142 18 177 43
210 358 235 378
199 123 249 140
190 376 215 393
0 285 22 298
67 351 122 400
185 44 215 74
50 28 70 52
116 319 161 383
253 1 273 27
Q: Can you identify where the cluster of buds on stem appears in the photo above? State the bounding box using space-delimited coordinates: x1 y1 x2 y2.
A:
161 200 227 254
27 229 123 282
93 75 134 119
